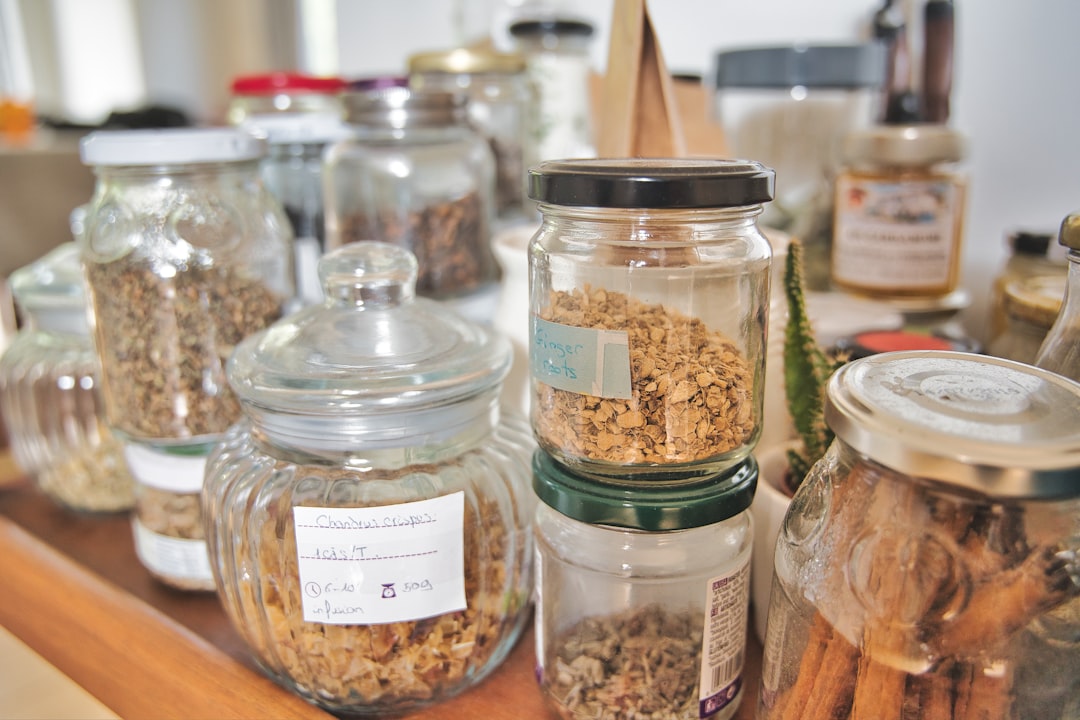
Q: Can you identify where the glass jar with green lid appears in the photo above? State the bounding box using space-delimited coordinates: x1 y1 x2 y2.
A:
759 351 1080 720
528 158 775 481
202 241 535 715
532 451 756 720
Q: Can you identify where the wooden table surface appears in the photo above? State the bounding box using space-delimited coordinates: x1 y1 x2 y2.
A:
0 456 761 719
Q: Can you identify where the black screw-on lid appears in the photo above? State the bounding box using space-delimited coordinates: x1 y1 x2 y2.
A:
713 43 886 90
532 450 757 531
528 158 775 209
509 18 595 38
1009 230 1053 257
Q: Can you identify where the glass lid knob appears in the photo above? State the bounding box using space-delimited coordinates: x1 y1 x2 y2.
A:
321 241 417 308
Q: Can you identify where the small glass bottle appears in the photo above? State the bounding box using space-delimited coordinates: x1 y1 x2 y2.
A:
528 158 774 480
831 123 967 299
759 351 1080 720
987 275 1064 365
226 72 346 126
0 242 134 512
508 16 597 162
533 451 756 720
324 87 500 323
1035 211 1080 381
408 47 533 223
203 242 535 715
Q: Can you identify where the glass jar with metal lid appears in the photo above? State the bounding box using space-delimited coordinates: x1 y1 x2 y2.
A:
0 242 135 513
988 274 1065 365
226 72 346 126
408 46 533 223
831 123 968 299
324 86 500 322
77 128 293 446
532 451 755 720
528 158 775 481
1035 211 1080 381
759 351 1080 720
202 241 535 715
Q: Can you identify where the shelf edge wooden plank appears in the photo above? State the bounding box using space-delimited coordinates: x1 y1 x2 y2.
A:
0 516 332 720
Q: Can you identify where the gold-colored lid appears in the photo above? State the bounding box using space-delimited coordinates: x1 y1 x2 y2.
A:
407 47 526 75
1059 211 1080 251
844 123 966 166
1003 275 1065 329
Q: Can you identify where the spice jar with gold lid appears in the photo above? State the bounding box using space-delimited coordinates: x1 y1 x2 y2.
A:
831 123 967 299
987 274 1065 364
202 241 535 715
532 450 756 720
759 350 1080 720
527 158 775 481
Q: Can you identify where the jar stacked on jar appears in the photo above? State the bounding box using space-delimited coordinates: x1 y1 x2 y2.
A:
201 242 535 716
526 158 775 720
77 128 294 591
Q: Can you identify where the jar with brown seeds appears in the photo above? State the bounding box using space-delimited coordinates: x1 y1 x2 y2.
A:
77 128 293 447
528 158 775 481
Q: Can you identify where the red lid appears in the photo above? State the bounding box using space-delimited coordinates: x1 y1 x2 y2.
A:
230 72 346 96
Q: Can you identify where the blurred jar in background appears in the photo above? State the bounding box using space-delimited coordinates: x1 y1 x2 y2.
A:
987 275 1064 365
226 72 346 126
408 46 534 224
988 230 1067 340
0 241 134 512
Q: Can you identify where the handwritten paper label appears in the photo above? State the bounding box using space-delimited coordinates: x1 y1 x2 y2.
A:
293 493 466 625
530 316 632 398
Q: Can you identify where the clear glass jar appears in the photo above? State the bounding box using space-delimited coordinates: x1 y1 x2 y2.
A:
508 16 596 163
528 158 774 480
324 87 500 319
226 72 346 126
533 451 756 720
202 242 535 715
988 275 1064 365
408 47 533 223
988 229 1067 340
1035 211 1080 381
77 128 294 447
759 351 1080 720
831 124 968 299
239 111 351 307
125 442 215 591
0 242 134 512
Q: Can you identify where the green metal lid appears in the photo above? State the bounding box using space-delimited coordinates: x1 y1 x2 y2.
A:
532 450 757 531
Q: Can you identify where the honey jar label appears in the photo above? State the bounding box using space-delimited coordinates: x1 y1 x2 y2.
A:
832 175 961 290
530 316 632 398
292 492 467 625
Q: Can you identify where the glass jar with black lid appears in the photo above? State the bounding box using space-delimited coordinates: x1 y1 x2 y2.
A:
528 158 774 481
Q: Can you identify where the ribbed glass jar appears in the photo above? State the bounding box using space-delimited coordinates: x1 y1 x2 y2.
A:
759 351 1080 720
0 243 134 512
202 242 535 715
528 158 774 481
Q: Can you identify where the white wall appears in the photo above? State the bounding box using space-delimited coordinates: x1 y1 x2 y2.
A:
336 0 1080 345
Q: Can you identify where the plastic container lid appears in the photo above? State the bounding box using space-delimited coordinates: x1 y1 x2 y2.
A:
528 158 775 208
842 123 966 166
713 44 886 90
408 47 526 75
508 17 595 38
826 351 1080 499
231 72 346 96
80 128 267 166
226 242 512 449
532 450 757 531
8 242 89 335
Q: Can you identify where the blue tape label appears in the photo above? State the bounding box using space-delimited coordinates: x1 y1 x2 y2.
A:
531 316 632 399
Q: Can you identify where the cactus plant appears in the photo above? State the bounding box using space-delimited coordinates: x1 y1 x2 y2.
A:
782 238 848 492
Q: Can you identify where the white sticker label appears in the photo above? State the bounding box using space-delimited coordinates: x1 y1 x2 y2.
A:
132 518 214 582
699 560 751 717
292 493 467 625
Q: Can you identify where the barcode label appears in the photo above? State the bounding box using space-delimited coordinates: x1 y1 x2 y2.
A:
711 647 744 693
699 560 751 717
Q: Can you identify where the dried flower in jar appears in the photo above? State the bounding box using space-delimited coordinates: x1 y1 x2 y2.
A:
535 287 755 466
544 604 705 720
86 258 283 441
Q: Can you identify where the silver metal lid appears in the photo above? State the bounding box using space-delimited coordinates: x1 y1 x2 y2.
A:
826 351 1080 499
342 86 466 129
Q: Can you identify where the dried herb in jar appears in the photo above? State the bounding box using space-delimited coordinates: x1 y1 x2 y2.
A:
535 287 755 466
86 257 283 441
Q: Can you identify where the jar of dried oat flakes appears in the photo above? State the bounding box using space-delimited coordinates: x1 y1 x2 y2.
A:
202 241 535 715
77 128 293 447
528 158 775 480
323 86 500 324
532 450 756 720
